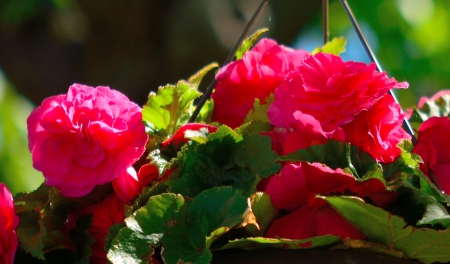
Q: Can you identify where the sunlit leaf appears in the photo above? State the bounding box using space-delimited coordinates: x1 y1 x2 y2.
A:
235 28 269 60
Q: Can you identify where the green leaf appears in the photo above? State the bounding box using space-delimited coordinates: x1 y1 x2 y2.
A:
114 187 248 264
324 196 412 246
188 63 219 90
142 80 201 137
324 196 450 264
235 121 272 135
311 37 347 55
105 223 126 253
394 228 450 264
243 192 278 237
168 126 280 197
244 93 274 124
192 99 214 123
108 226 155 264
279 140 378 179
14 183 101 260
16 210 46 259
189 187 248 248
218 235 340 251
235 28 269 60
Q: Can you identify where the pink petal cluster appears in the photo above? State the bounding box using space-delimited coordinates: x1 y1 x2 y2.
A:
27 84 149 197
413 117 450 193
268 53 408 132
267 52 409 162
342 95 411 163
212 38 309 128
0 183 19 264
265 162 396 240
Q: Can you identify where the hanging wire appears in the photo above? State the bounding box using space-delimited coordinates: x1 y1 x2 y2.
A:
339 0 416 144
340 0 445 193
322 0 329 44
189 0 270 123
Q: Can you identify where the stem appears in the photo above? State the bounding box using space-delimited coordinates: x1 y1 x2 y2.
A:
339 0 417 146
322 0 329 44
189 0 270 123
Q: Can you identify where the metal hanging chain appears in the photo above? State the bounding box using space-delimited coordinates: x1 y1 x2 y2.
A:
323 0 329 44
340 0 446 193
189 0 270 123
339 0 417 144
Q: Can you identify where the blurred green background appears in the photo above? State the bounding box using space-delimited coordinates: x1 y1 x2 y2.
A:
1 0 449 194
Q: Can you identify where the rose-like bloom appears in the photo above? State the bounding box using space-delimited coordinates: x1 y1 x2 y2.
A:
268 52 408 133
265 162 396 240
212 38 309 128
413 117 450 193
85 193 125 264
342 94 411 163
0 183 19 264
27 84 149 197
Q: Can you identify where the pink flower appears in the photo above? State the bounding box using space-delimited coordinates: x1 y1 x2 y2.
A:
82 193 125 264
212 38 309 128
268 52 408 133
405 90 450 119
266 111 345 156
27 84 148 197
112 167 141 203
342 94 411 163
413 117 450 193
265 162 396 240
0 183 19 264
137 164 163 187
112 163 173 203
417 90 450 109
161 123 217 149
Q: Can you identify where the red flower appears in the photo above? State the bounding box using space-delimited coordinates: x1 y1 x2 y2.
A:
85 193 125 264
417 90 450 109
265 162 396 240
27 84 149 197
161 123 217 149
137 163 172 188
113 163 175 203
413 117 450 193
0 183 19 264
212 38 308 128
112 167 141 203
267 111 345 156
268 53 408 133
405 90 450 119
342 94 411 163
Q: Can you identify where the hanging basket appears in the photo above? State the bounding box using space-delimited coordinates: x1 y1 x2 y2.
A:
5 1 450 264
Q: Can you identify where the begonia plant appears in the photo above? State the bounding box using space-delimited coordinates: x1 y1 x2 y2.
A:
3 20 450 264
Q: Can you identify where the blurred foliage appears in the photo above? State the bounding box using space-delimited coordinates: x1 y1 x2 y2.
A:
1 0 450 193
0 72 43 194
296 0 450 108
